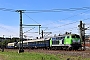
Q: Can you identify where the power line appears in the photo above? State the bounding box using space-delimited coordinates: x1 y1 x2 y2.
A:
23 27 35 34
45 21 78 30
20 7 90 31
59 10 90 21
0 25 19 35
0 8 16 12
42 9 90 27
1 7 90 13
46 19 89 35
25 7 90 13
45 18 90 31
24 13 40 24
52 27 78 34
0 7 90 35
85 23 90 25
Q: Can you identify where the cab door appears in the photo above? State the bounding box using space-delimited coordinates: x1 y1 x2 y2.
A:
64 35 72 44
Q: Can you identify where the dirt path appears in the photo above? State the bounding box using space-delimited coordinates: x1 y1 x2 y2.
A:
0 55 6 60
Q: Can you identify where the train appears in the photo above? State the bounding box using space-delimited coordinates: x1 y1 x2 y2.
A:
7 34 83 50
7 42 17 48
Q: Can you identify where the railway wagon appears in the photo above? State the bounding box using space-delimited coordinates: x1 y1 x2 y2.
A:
28 38 50 49
16 38 50 49
7 42 17 48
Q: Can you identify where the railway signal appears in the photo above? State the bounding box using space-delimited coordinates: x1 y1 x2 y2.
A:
78 21 88 50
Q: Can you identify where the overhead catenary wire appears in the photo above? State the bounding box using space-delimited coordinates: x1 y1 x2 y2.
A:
85 23 90 25
46 18 89 35
24 11 88 32
24 13 40 24
0 7 90 26
1 7 89 28
44 21 79 31
0 7 90 13
25 7 90 13
0 8 16 12
0 25 19 36
52 27 78 33
58 10 90 22
52 27 80 36
0 7 90 28
44 18 90 31
23 27 35 34
42 9 90 27
0 7 90 36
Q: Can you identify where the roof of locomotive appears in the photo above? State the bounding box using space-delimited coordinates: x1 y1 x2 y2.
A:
63 34 79 36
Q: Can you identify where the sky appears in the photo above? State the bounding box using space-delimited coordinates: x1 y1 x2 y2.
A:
0 0 90 38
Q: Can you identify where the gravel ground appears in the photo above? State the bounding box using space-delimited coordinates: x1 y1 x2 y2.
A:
27 49 90 58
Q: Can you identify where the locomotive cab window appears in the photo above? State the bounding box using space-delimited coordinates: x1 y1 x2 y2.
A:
72 35 80 38
67 36 70 38
76 35 80 38
72 35 75 38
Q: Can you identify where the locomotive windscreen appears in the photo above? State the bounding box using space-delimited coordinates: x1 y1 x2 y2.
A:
72 35 80 38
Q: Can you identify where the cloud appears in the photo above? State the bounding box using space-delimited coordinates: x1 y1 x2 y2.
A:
38 20 80 36
0 19 89 38
0 23 19 37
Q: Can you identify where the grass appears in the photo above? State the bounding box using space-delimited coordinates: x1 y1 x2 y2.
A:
0 51 60 60
0 51 90 60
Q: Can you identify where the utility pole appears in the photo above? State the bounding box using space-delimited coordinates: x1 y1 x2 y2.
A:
39 26 41 34
16 10 24 53
82 23 85 50
42 30 43 38
78 21 83 50
78 21 87 50
80 21 83 42
82 23 87 50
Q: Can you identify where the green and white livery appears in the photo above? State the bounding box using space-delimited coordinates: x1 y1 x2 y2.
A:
50 34 82 50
